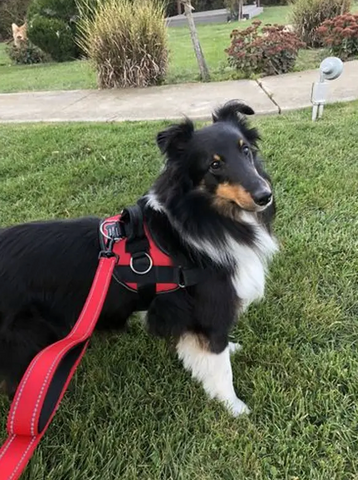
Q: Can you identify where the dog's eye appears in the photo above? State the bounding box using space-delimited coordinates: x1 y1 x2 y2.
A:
210 161 221 171
242 145 250 156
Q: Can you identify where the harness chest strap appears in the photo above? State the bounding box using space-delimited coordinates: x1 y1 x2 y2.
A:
0 253 117 480
101 211 207 295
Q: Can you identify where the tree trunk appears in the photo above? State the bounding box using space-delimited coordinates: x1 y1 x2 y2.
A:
237 0 243 20
340 0 349 15
177 0 182 15
181 0 210 82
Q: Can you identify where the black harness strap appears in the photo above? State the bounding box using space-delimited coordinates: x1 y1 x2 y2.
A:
112 265 206 287
121 205 150 254
120 205 155 305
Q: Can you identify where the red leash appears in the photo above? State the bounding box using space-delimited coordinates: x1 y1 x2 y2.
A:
0 247 118 480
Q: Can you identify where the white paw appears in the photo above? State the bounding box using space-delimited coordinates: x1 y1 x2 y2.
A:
227 397 250 417
228 342 242 355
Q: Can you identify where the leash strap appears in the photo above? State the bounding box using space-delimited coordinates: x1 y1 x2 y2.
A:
0 250 118 480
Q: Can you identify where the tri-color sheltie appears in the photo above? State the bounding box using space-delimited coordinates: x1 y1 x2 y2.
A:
0 100 278 416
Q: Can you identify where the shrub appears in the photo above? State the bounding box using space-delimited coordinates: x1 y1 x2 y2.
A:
316 13 358 60
27 0 79 25
27 0 83 61
291 0 351 47
28 16 77 62
0 0 31 41
6 41 50 64
77 0 168 89
225 21 305 76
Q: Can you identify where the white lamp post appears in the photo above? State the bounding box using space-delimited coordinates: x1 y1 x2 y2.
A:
311 57 344 121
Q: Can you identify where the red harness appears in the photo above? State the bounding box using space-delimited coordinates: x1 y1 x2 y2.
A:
0 207 204 479
101 214 179 294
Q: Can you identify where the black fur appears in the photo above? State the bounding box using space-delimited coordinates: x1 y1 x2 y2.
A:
0 100 276 397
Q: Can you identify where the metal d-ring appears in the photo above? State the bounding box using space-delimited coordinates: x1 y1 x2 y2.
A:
130 253 153 275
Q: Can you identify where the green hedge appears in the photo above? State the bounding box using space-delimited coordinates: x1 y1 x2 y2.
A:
27 0 82 61
28 16 78 62
27 0 79 23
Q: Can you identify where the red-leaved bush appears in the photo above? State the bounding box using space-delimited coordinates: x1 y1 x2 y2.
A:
316 14 358 60
225 21 305 77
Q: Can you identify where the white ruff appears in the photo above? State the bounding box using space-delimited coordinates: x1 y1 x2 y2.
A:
145 192 278 310
228 212 278 310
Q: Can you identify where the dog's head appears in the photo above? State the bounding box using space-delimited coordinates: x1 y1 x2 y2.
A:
156 100 272 214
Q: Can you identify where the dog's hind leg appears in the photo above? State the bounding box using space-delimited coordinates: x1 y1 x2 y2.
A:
176 333 249 417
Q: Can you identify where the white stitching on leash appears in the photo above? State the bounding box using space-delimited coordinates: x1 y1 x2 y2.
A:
0 435 15 461
8 437 37 480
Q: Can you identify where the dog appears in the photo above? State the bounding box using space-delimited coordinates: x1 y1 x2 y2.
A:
11 22 27 47
0 100 278 416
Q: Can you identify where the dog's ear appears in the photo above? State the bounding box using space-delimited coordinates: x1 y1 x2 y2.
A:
212 100 255 123
213 99 260 146
12 23 19 34
156 118 194 156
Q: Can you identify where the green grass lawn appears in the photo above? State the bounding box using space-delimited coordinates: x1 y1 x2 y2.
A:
0 101 358 479
0 4 350 93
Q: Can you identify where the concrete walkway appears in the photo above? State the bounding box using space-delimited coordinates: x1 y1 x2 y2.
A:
0 60 357 123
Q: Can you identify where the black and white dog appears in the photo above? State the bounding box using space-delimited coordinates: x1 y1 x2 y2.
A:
0 100 278 416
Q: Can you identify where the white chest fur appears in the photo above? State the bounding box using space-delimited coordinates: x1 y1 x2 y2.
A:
229 212 278 311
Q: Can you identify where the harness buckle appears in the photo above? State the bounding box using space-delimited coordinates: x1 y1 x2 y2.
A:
100 219 125 242
98 237 120 261
130 252 153 275
98 218 126 261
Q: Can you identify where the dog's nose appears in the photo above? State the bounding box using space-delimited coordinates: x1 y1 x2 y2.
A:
252 190 272 206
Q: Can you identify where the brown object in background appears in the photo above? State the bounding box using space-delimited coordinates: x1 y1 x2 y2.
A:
12 22 27 47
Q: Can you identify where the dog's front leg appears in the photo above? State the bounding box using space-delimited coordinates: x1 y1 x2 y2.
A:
176 333 249 416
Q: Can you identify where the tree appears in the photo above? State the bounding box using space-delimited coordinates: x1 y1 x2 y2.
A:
237 0 243 20
177 0 182 14
181 0 210 81
340 0 350 14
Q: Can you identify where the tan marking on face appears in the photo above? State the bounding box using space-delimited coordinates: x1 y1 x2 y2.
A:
212 196 243 220
213 154 221 161
215 182 256 211
238 139 244 147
